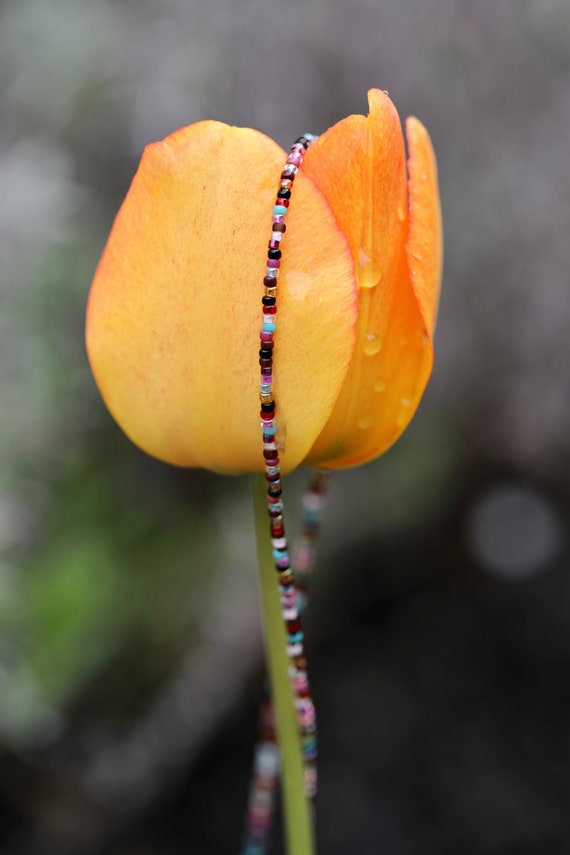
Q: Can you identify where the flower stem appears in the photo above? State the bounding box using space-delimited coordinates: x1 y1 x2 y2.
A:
251 474 316 855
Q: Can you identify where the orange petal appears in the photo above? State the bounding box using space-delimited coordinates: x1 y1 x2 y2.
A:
86 121 357 473
301 90 441 468
405 116 443 338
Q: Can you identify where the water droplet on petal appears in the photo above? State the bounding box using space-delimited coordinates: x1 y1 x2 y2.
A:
286 269 313 304
363 333 382 356
357 248 382 289
357 412 373 430
396 397 413 427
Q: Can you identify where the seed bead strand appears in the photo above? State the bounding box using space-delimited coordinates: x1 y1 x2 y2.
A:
242 698 279 855
242 468 331 855
292 469 332 614
259 133 318 806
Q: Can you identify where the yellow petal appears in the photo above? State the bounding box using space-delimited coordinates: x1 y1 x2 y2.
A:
86 121 357 473
301 90 441 468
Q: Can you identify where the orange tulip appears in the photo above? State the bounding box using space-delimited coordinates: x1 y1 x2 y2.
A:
86 89 442 474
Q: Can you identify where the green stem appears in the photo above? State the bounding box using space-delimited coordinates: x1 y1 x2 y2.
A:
251 474 315 855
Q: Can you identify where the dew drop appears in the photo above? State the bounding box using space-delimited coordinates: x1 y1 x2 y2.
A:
357 412 373 430
374 378 386 392
286 269 313 304
363 333 382 356
396 397 413 427
357 248 382 289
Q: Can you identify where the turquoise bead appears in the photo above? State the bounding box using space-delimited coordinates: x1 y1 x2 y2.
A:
262 322 276 333
273 205 287 215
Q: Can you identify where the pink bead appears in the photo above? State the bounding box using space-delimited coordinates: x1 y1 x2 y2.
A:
260 332 273 342
266 259 280 269
287 153 302 166
294 544 313 570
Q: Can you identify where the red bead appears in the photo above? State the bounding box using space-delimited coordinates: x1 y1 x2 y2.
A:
287 618 301 634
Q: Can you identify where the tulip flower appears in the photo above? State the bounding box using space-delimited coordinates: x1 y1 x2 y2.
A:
86 88 442 855
86 89 442 475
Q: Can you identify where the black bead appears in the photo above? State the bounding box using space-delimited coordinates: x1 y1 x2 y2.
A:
295 136 310 148
277 188 291 200
268 487 282 498
262 296 276 306
268 248 282 260
259 349 274 360
261 401 275 413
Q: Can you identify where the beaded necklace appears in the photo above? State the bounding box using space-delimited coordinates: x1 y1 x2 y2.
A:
242 135 329 854
243 469 331 854
258 133 319 801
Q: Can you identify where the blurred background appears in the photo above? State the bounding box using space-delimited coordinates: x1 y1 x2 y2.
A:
1 0 570 852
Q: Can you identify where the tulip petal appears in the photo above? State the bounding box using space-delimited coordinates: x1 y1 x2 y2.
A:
405 116 443 337
301 90 442 468
87 121 357 474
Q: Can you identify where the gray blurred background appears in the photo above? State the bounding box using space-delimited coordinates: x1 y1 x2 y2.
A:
1 0 570 853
